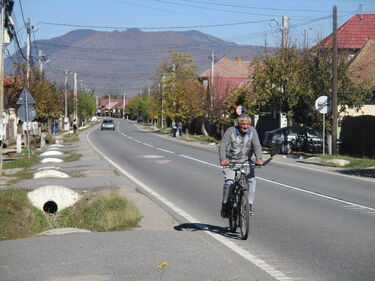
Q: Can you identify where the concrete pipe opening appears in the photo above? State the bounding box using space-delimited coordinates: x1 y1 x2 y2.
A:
43 201 58 214
28 185 81 213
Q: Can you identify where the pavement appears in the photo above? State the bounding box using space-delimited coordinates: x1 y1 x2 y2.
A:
0 123 374 281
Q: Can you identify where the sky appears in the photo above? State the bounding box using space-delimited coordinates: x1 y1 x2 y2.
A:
10 0 375 52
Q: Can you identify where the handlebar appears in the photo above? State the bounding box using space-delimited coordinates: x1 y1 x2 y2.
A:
226 155 274 169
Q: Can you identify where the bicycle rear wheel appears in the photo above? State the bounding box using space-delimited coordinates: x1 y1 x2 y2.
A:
239 190 250 240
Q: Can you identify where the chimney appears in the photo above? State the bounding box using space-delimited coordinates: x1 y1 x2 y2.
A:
234 56 243 63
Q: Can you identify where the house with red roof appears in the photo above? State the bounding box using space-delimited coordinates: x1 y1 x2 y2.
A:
317 14 375 56
345 40 375 116
199 56 251 102
97 98 127 116
317 14 375 117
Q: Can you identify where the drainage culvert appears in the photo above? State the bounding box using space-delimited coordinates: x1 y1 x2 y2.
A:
27 185 81 214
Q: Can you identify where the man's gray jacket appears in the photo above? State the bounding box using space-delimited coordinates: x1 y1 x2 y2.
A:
219 126 262 163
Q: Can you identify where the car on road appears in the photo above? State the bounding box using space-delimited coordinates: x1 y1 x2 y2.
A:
263 126 324 154
101 119 115 131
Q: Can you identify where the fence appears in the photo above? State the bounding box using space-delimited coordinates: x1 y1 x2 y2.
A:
340 115 375 158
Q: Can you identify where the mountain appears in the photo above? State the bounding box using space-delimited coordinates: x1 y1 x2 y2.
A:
7 29 268 96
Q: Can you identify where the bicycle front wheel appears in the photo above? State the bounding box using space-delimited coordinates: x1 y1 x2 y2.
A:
239 190 250 240
228 201 237 233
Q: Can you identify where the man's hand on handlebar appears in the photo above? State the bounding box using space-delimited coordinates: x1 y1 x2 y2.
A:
220 160 230 166
220 159 265 166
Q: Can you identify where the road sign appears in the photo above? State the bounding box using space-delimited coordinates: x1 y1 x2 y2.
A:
315 96 332 155
16 87 36 105
17 105 36 122
235 105 247 116
315 96 332 114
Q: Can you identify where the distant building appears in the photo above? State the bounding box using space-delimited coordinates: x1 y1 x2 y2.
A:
97 98 126 116
199 56 251 102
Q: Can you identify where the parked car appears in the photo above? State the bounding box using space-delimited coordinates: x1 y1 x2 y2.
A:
101 119 115 131
263 126 324 154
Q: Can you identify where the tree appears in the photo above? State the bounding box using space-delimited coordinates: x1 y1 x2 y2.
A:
125 94 150 121
9 64 63 124
251 46 311 126
78 92 96 123
250 46 372 128
217 85 258 124
154 50 207 132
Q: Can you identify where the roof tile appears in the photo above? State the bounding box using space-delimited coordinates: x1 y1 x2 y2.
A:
318 14 375 49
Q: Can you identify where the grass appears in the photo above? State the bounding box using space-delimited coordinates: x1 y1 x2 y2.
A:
0 188 142 240
63 152 81 162
314 154 375 169
181 134 218 144
0 189 50 240
53 189 141 232
6 169 34 184
63 133 80 143
3 152 40 169
70 171 86 178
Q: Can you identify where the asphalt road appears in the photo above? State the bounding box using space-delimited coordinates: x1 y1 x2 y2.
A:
89 119 375 281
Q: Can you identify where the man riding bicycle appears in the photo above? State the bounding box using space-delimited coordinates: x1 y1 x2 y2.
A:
219 113 264 218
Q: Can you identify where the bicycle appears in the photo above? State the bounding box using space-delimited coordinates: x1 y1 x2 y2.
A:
226 156 274 240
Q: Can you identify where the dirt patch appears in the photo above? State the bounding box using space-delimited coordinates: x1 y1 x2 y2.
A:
120 189 178 231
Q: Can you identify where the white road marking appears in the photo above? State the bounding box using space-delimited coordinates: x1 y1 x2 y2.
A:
272 159 375 184
87 129 293 281
257 177 375 213
155 147 174 154
117 127 375 214
143 143 154 147
179 154 221 168
139 155 164 159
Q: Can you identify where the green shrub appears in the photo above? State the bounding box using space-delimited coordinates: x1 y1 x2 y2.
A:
0 189 50 240
55 190 141 232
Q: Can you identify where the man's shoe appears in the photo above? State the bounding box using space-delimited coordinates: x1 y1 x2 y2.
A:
221 203 228 218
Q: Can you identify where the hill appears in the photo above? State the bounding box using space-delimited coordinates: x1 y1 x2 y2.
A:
7 29 268 96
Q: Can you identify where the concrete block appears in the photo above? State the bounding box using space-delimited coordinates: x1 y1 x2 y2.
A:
34 170 70 179
41 158 63 164
40 150 63 157
27 185 81 213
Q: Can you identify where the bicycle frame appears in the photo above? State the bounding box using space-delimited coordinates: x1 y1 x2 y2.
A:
227 162 253 240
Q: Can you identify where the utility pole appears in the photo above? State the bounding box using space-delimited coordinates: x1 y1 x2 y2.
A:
332 6 338 155
73 72 77 121
208 51 215 109
108 93 110 116
0 3 5 175
159 77 165 128
26 17 31 84
281 15 289 48
38 50 46 75
122 92 126 119
64 69 70 130
25 17 32 157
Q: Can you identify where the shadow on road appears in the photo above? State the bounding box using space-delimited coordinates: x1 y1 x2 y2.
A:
336 168 375 178
174 223 243 240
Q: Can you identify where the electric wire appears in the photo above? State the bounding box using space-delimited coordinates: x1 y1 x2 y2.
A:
37 19 274 30
178 0 370 13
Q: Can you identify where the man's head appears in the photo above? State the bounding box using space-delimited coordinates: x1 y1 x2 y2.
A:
237 113 251 134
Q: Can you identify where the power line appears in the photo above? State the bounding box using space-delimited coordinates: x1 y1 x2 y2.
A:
18 0 27 28
37 19 273 30
178 0 366 13
152 0 282 16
